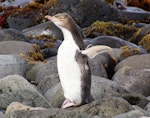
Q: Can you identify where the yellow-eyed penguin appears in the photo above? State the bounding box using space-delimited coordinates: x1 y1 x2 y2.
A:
45 13 112 109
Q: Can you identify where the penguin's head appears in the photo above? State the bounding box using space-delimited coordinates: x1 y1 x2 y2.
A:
45 13 75 30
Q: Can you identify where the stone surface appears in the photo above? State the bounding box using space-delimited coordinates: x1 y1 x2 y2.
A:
26 56 57 81
132 105 147 115
73 97 133 117
113 67 150 96
115 54 150 72
90 36 147 53
37 73 59 95
121 93 149 109
22 21 63 41
0 75 51 110
112 110 146 118
5 102 46 114
0 55 30 79
146 102 150 116
0 30 15 41
91 75 121 99
45 75 122 108
0 41 35 55
46 0 150 28
89 52 116 79
5 108 99 118
45 83 64 108
3 28 29 42
0 111 5 118
0 29 28 41
26 56 59 94
7 15 32 31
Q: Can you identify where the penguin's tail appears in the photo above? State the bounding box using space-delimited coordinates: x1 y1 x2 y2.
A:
82 45 112 58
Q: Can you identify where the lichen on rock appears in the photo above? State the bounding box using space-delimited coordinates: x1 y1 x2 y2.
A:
83 20 138 40
139 33 150 53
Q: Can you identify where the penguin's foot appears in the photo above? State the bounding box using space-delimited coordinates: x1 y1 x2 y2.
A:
61 99 78 109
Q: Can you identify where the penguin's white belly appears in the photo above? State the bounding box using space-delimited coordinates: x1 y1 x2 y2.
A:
57 40 82 104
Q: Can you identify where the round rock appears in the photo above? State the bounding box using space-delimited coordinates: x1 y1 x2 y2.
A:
113 67 150 96
0 75 51 110
73 97 133 117
0 55 30 79
115 54 150 72
0 41 35 55
45 75 122 108
5 108 99 118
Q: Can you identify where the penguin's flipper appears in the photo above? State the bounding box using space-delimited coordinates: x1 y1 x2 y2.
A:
82 45 112 58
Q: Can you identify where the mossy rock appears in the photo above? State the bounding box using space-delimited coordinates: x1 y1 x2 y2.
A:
83 20 138 40
139 33 150 53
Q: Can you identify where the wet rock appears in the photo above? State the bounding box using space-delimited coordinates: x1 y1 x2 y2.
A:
89 52 116 79
73 97 133 117
83 21 138 39
0 55 30 79
22 21 63 41
90 36 147 53
89 56 108 78
46 0 118 28
83 38 92 48
139 33 150 53
90 36 130 48
1 0 34 7
5 108 99 118
113 66 150 96
0 30 15 41
132 105 147 115
45 83 64 108
45 75 121 108
35 57 57 80
3 28 29 42
26 56 59 94
107 48 146 63
127 0 150 12
26 56 57 82
121 93 149 109
41 40 62 58
146 102 150 116
0 41 35 55
2 0 150 31
46 0 150 28
131 24 150 45
118 8 150 23
5 102 46 114
0 75 51 110
91 75 121 99
41 46 58 58
25 63 42 82
115 54 150 72
0 28 29 42
0 111 5 118
7 15 32 31
112 110 146 118
37 73 59 95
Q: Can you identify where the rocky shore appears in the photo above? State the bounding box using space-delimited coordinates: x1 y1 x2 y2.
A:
0 0 150 118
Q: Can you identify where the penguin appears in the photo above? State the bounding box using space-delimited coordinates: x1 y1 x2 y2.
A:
45 13 112 109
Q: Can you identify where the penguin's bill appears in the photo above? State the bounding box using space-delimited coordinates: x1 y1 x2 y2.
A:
45 15 54 21
45 15 63 26
45 15 51 19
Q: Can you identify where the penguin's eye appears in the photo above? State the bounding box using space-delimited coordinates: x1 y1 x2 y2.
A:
55 15 64 20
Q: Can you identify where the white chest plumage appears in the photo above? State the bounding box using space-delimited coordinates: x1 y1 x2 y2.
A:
57 28 82 104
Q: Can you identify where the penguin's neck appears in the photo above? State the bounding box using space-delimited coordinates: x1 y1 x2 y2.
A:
59 25 85 50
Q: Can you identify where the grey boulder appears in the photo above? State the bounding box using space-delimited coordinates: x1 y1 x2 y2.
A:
0 75 51 110
0 55 30 79
113 66 150 96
